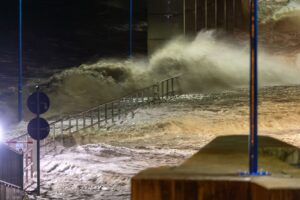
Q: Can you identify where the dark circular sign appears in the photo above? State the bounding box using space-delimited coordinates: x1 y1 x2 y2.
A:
27 117 50 140
27 92 50 115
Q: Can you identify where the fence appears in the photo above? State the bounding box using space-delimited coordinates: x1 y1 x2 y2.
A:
5 135 34 190
0 180 24 200
39 75 181 156
0 144 23 190
6 75 181 191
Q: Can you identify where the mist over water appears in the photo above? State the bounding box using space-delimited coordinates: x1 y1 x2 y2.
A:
42 31 300 116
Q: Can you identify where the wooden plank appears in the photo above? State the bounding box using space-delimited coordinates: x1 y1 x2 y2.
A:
132 135 300 200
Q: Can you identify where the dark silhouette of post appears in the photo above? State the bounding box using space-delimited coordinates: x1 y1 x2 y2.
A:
129 0 133 57
249 0 258 174
18 0 23 122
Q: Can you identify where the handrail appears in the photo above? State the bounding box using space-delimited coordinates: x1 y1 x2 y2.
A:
49 74 181 123
0 180 22 190
6 74 181 191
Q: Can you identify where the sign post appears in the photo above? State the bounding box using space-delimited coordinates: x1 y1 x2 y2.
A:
27 86 50 195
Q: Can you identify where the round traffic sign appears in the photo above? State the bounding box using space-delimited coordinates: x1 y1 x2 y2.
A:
27 92 50 115
27 117 50 140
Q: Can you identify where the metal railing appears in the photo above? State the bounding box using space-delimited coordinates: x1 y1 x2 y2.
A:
6 75 181 191
0 180 24 200
0 144 23 189
5 135 34 190
42 75 181 154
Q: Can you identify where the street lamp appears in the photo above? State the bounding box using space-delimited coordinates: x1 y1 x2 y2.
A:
129 0 133 57
18 0 23 122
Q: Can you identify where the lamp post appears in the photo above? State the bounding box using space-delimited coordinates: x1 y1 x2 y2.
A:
129 0 133 57
18 0 23 122
249 0 258 174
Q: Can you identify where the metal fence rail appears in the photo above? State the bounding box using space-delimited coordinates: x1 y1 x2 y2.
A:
6 75 181 191
0 144 23 189
0 180 24 200
42 75 181 154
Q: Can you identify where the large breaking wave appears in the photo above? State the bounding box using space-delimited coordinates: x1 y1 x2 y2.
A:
2 0 300 124
41 31 300 117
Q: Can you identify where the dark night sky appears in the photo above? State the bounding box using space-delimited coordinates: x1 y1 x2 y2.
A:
0 0 147 77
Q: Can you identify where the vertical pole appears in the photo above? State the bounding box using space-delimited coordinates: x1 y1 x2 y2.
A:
129 0 133 57
76 116 79 131
105 104 108 123
249 0 258 174
20 152 24 190
91 111 93 126
83 113 86 128
171 78 174 96
233 0 236 29
195 0 197 33
215 0 217 28
118 101 121 120
18 0 23 122
131 96 134 118
53 124 56 139
224 0 227 29
111 102 114 123
25 149 28 183
98 107 100 128
60 119 63 137
36 86 40 195
166 80 169 99
205 0 207 29
183 0 186 35
69 117 71 134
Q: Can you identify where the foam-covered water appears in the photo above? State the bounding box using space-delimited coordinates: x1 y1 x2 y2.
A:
40 31 300 117
2 0 300 125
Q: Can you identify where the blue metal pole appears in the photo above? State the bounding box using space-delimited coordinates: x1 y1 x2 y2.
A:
249 0 258 174
18 0 23 122
129 0 133 57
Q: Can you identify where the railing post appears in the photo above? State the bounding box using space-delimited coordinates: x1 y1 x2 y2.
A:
131 96 134 118
171 78 174 96
52 124 56 151
161 81 164 99
91 111 93 126
69 116 71 134
118 100 121 120
166 79 169 99
98 107 101 128
112 102 114 123
105 104 108 123
76 115 79 131
83 113 86 128
142 90 144 104
53 123 56 138
25 150 28 184
60 118 63 137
